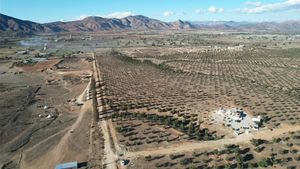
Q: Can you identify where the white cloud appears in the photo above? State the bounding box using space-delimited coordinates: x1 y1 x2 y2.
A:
73 12 134 21
208 6 224 13
208 6 217 13
76 14 89 20
195 9 202 14
218 8 224 13
239 0 300 13
163 11 174 17
102 11 134 18
245 1 262 7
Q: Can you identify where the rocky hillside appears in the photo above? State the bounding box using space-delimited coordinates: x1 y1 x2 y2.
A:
1 13 300 35
0 14 47 35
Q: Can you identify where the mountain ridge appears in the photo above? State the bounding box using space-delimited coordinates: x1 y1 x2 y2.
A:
1 13 300 36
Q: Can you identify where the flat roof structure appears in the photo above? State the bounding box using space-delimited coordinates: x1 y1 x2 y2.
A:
212 108 260 135
55 161 77 169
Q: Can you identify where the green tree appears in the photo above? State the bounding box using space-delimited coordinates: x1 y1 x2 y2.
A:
188 122 195 135
235 151 243 169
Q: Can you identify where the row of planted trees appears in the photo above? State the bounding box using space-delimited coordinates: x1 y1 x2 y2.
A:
111 111 219 141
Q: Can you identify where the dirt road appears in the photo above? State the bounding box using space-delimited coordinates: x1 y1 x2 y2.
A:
126 124 300 158
100 120 117 169
108 120 123 154
253 123 300 140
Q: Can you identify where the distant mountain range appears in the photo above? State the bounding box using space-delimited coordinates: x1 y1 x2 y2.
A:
1 13 300 36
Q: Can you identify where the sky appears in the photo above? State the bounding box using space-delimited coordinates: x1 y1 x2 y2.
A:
0 0 299 23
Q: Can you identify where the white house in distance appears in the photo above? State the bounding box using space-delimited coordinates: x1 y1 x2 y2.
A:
252 115 263 129
213 107 263 135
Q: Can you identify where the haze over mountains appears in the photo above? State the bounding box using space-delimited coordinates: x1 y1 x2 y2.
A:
1 13 300 35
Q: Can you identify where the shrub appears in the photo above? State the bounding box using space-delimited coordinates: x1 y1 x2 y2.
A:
258 158 272 168
279 149 289 154
145 155 152 161
290 149 298 154
254 146 265 153
250 138 265 147
272 138 281 143
286 166 297 169
169 154 184 160
179 158 193 165
188 165 197 169
243 154 254 161
249 163 258 168
293 155 300 161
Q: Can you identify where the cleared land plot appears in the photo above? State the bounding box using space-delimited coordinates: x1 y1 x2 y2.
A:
0 55 94 169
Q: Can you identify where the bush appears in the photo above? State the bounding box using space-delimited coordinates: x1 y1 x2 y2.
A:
272 138 281 143
254 146 265 153
235 152 243 168
225 155 235 161
188 165 197 169
250 138 265 147
294 156 300 161
224 144 240 153
286 166 297 169
279 149 289 154
258 158 272 168
154 163 162 168
290 149 298 154
243 154 254 161
249 163 258 168
192 151 202 157
282 157 292 162
145 155 152 161
179 158 193 165
169 154 184 160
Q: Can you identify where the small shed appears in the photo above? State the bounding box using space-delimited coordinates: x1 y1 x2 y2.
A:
55 161 77 169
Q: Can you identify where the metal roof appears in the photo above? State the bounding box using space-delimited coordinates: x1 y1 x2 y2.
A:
55 161 77 169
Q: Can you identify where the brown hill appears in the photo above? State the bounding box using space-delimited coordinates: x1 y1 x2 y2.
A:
43 15 172 32
171 20 195 30
0 14 47 35
1 13 300 36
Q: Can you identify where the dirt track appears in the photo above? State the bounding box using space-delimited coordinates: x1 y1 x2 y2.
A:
93 53 119 169
126 124 300 158
100 120 117 169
